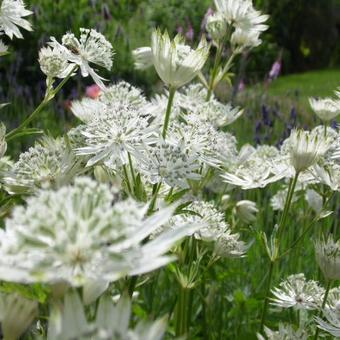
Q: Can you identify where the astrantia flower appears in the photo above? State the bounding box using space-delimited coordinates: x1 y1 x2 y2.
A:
143 29 209 88
271 273 324 310
139 140 201 188
206 12 227 42
231 27 261 52
315 236 340 280
3 136 82 194
132 46 153 70
309 96 340 121
221 145 285 189
234 200 258 223
48 291 166 340
0 293 38 340
214 0 268 33
168 120 237 168
0 177 197 286
315 304 340 337
0 39 8 55
185 99 243 128
38 45 73 81
165 200 246 257
288 129 331 173
49 28 114 87
257 324 309 340
0 0 32 39
76 106 157 168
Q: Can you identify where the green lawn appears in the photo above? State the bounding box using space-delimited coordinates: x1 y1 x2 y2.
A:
268 68 340 99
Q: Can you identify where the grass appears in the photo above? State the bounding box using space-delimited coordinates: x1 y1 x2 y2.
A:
267 68 340 99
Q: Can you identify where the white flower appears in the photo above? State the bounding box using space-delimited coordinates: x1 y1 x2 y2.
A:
168 120 238 168
271 273 324 310
0 293 38 340
257 323 309 340
221 145 285 189
0 177 196 286
49 28 114 87
312 163 340 192
0 39 8 55
206 12 228 41
48 291 166 340
0 0 32 39
231 27 262 52
185 99 244 128
150 29 209 88
289 129 331 173
38 45 73 80
76 106 157 168
3 136 82 194
309 97 340 121
315 304 340 338
234 200 258 223
132 46 153 70
305 189 323 214
139 140 201 189
270 188 296 211
214 0 268 33
315 236 340 280
165 200 246 257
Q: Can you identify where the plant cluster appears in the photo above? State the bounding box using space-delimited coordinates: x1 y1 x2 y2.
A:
0 0 339 339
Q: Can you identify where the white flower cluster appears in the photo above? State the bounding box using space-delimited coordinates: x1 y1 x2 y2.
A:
0 177 196 286
211 0 269 51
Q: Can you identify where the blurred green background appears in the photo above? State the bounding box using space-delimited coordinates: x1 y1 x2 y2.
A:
0 0 339 152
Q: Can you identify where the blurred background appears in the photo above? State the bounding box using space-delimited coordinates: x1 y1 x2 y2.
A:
1 0 339 151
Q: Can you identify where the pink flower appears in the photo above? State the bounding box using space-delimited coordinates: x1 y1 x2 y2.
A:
269 60 282 80
238 80 246 92
185 24 194 42
86 84 101 99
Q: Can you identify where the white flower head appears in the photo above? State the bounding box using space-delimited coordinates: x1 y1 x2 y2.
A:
234 200 258 223
221 145 285 189
3 136 82 194
38 45 73 80
151 29 209 88
0 39 8 55
315 235 340 280
76 106 157 168
231 27 262 52
49 28 114 87
257 323 309 340
214 0 268 32
271 273 324 310
0 0 32 39
0 293 38 340
315 302 340 338
139 140 201 189
289 129 331 173
206 11 228 42
132 46 153 70
49 291 166 340
309 96 340 121
0 177 196 286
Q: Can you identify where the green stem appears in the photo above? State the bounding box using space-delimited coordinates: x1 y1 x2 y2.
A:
259 260 274 332
123 164 132 194
162 86 176 139
147 183 161 215
277 172 300 241
6 66 77 141
206 43 223 101
175 285 190 337
259 172 300 331
127 275 138 298
128 153 136 186
314 280 332 340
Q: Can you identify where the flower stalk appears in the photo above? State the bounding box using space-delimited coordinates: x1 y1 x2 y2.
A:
162 86 176 139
